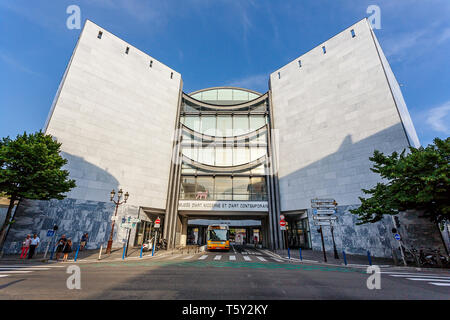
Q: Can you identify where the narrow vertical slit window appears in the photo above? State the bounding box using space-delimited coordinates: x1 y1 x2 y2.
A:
322 46 326 54
125 47 129 54
97 31 103 39
351 29 356 38
278 72 281 79
298 60 302 68
150 60 153 68
170 72 173 79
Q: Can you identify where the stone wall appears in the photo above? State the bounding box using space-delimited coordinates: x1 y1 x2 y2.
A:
2 198 139 254
307 205 447 258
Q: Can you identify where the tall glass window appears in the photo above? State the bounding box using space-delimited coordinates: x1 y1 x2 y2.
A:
233 177 250 200
196 177 214 200
200 116 216 136
215 177 232 200
233 115 249 136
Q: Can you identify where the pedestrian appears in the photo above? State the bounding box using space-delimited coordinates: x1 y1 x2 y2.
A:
63 239 73 262
27 234 40 259
254 235 258 248
20 234 31 259
55 234 67 261
80 233 89 251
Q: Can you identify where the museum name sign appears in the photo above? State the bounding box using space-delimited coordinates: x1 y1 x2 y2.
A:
178 200 269 212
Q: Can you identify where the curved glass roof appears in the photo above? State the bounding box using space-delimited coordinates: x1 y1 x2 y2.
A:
189 87 262 106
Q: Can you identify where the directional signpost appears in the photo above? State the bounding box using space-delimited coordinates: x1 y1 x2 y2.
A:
311 198 339 261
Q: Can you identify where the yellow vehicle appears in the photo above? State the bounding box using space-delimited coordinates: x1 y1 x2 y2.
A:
206 224 230 251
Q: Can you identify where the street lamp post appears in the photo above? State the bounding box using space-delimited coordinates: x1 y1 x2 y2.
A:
106 189 129 254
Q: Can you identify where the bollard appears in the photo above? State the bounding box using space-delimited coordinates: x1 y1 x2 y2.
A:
342 251 347 265
151 242 155 257
98 244 103 260
367 250 372 266
288 247 291 259
74 244 80 262
299 248 303 261
122 243 126 260
140 244 144 258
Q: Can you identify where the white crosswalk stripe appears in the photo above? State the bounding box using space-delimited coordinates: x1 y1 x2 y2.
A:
0 271 32 274
387 272 450 287
0 275 9 278
229 255 236 261
214 255 222 261
183 255 194 260
243 256 251 261
198 255 208 260
256 256 267 262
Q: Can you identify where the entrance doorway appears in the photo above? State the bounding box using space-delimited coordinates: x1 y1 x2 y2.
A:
285 213 311 249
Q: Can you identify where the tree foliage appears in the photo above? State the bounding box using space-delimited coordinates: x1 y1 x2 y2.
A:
0 131 76 247
350 137 450 225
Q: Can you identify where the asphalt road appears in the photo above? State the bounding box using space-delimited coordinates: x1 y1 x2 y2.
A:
0 245 449 300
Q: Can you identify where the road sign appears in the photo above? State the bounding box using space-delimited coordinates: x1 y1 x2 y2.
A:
311 199 335 203
394 233 401 241
314 209 336 215
121 223 132 229
313 215 337 220
280 220 286 227
130 218 140 223
46 230 55 237
279 214 285 220
311 203 336 209
154 217 161 228
314 221 332 226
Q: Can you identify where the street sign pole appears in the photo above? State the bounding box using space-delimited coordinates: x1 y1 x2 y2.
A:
330 225 339 259
319 226 327 262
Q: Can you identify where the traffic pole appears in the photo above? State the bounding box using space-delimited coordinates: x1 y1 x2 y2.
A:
140 244 143 259
330 225 339 259
152 230 157 257
122 243 126 260
288 247 290 259
98 244 103 260
367 250 372 266
319 226 327 262
74 243 80 262
299 248 303 261
342 250 347 265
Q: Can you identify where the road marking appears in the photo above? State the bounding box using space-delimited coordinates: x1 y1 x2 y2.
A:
229 255 236 261
0 271 32 274
389 275 450 279
167 254 181 260
406 278 450 282
242 252 248 255
429 282 450 286
272 258 283 262
243 256 251 261
214 255 222 261
0 267 51 271
0 275 8 278
198 255 208 260
0 265 64 268
183 255 194 260
256 256 267 262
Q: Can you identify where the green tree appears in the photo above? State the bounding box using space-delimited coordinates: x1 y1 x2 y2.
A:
0 131 76 249
350 137 450 225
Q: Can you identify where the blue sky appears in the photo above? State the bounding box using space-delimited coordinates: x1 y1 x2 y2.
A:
0 0 449 146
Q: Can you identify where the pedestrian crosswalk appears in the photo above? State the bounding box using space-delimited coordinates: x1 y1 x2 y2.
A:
183 253 282 263
383 272 450 287
0 265 62 278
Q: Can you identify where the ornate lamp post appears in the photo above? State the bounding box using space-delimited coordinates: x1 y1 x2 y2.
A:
106 188 129 254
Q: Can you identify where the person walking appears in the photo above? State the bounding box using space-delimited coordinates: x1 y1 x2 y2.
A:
80 233 89 251
27 234 40 259
20 234 31 259
62 239 73 262
55 234 67 261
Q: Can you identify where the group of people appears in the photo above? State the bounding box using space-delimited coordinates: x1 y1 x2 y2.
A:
19 234 40 259
20 232 89 261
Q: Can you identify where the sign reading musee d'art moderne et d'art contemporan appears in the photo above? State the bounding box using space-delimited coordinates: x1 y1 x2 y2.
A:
178 201 269 212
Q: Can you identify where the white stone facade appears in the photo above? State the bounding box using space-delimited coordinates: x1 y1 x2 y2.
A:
44 20 181 210
270 18 419 212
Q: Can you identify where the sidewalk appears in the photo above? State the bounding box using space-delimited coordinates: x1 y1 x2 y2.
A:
270 248 395 267
0 245 202 264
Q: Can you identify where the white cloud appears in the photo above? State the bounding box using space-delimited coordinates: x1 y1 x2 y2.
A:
426 101 450 134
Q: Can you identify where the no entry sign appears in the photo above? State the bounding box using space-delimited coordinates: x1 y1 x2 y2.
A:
280 219 286 230
154 217 161 228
